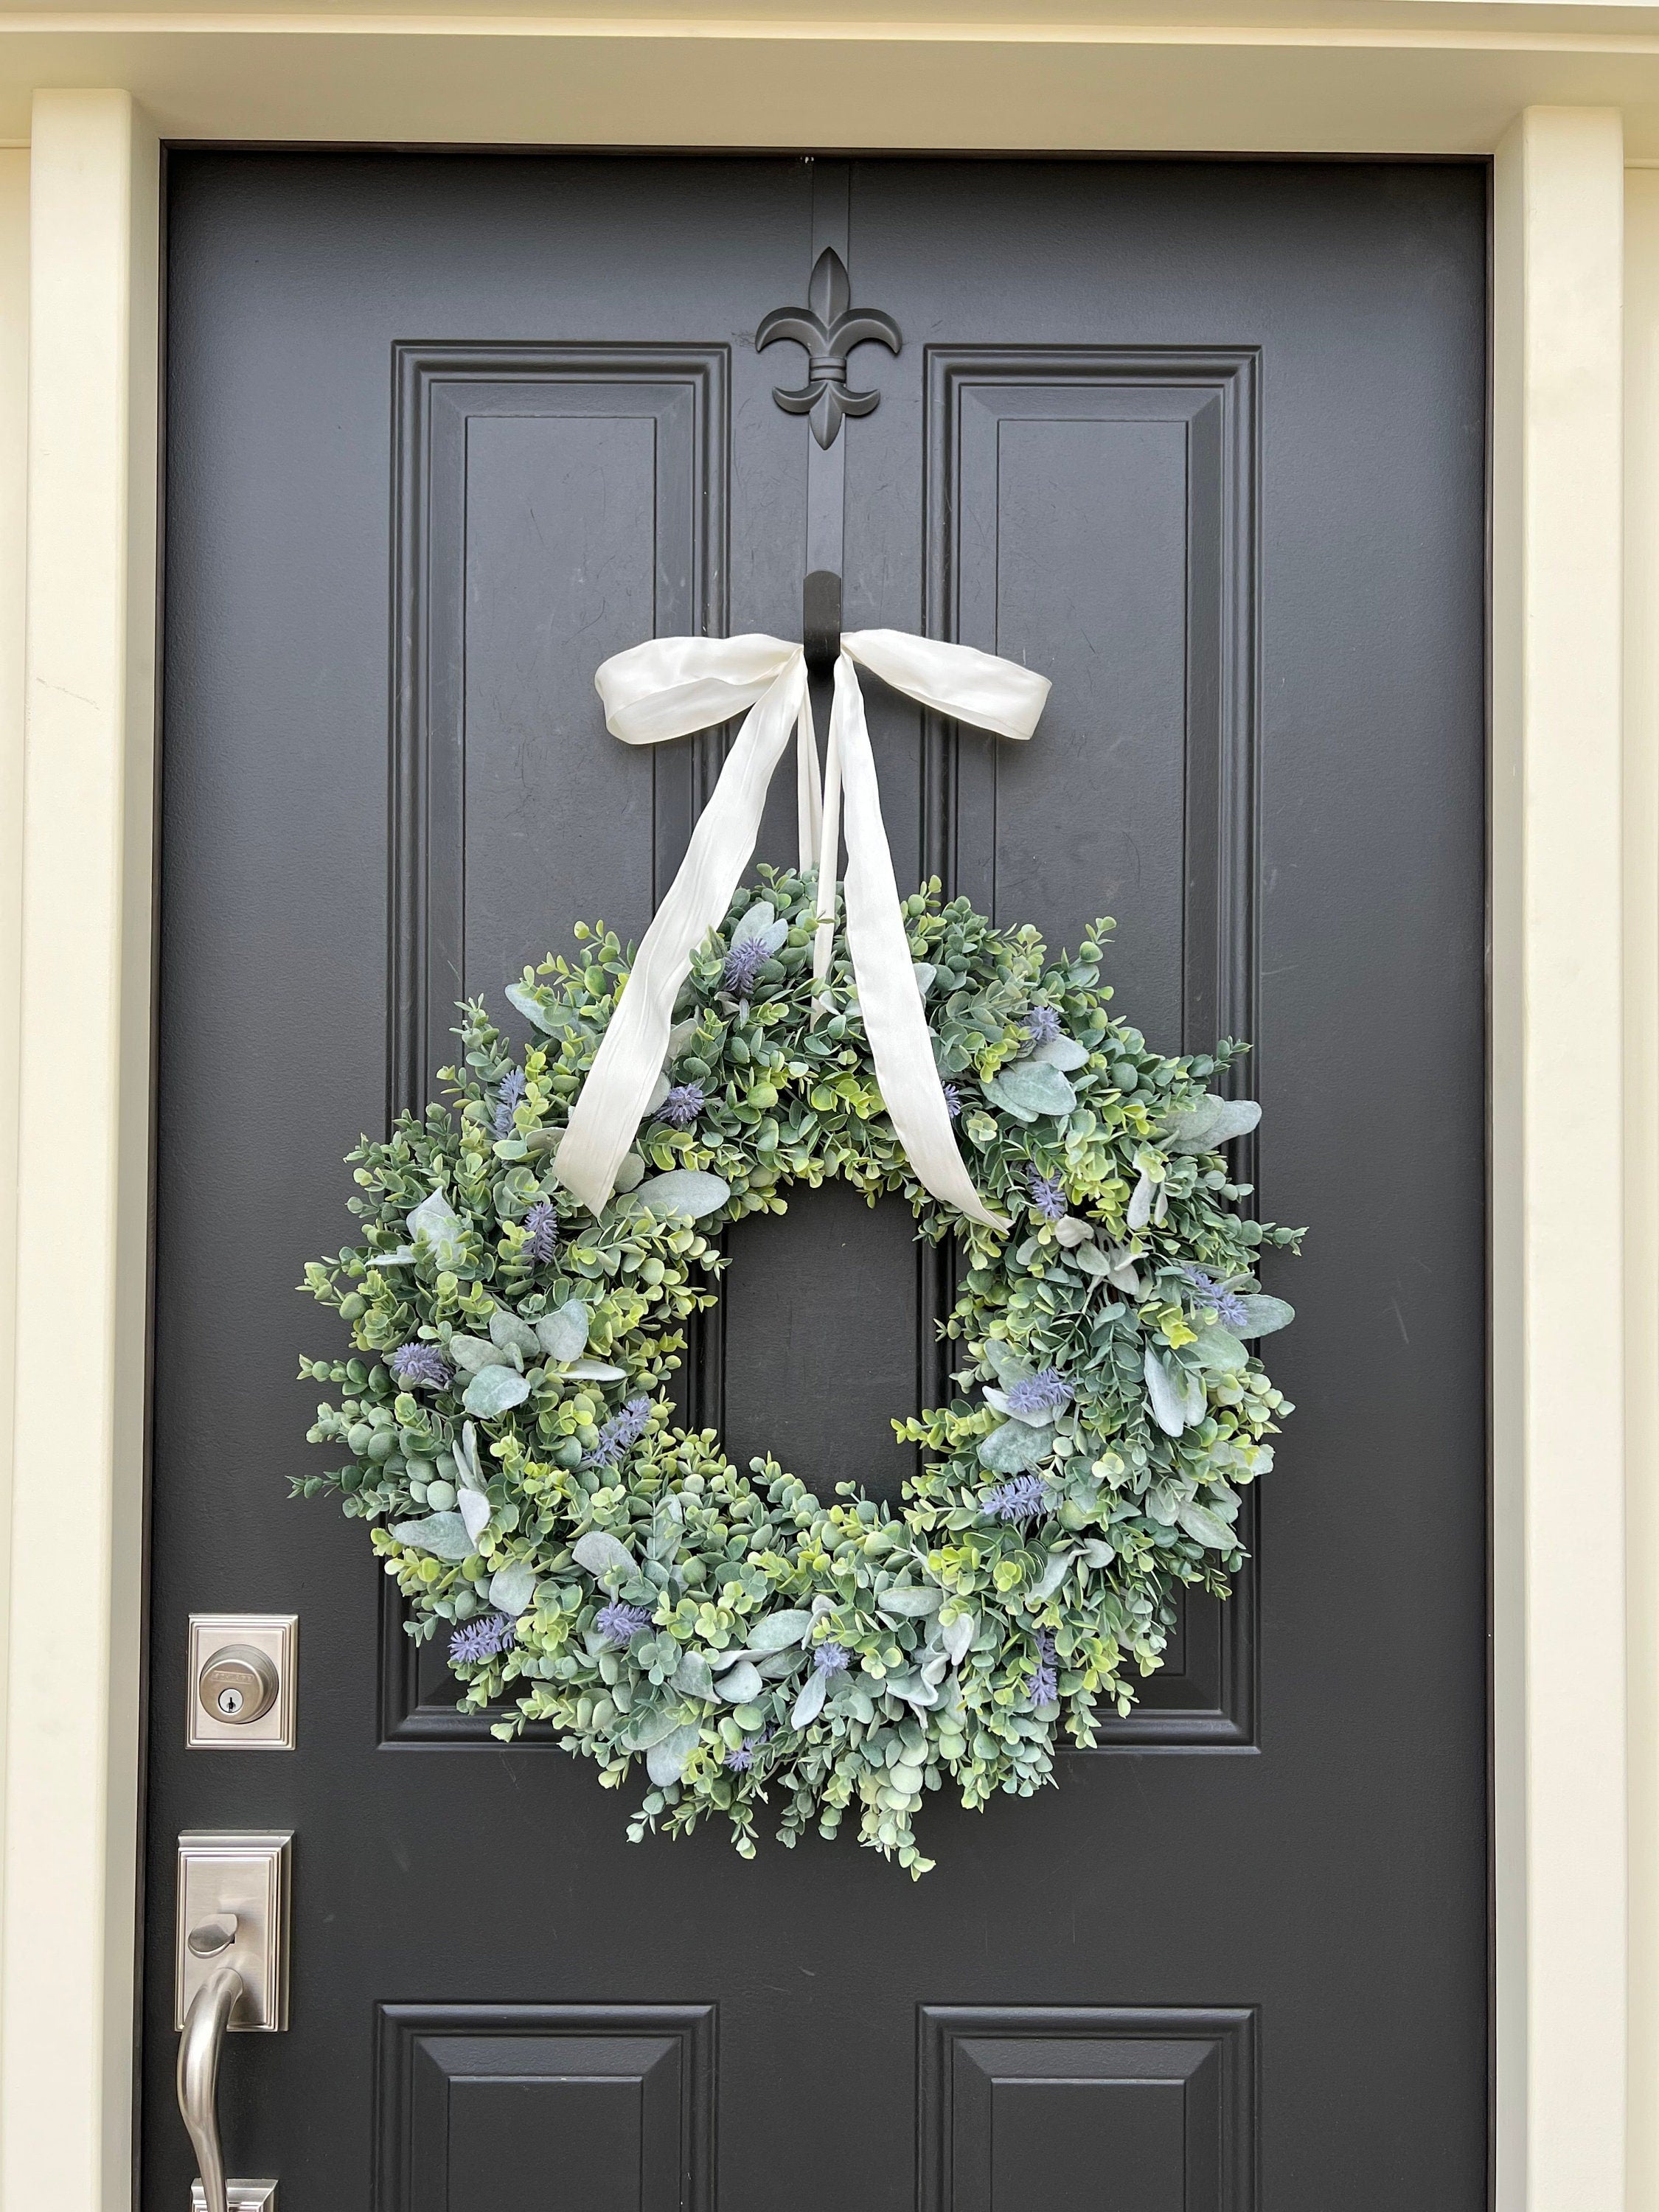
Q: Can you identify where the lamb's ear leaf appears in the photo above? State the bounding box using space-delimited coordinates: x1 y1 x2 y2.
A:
1143 1349 1191 1438
715 1660 763 1704
1233 1293 1295 1338
535 1301 590 1363
876 1586 942 1618
563 1358 627 1382
1192 1324 1250 1374
390 1512 473 1561
462 1365 531 1418
1029 1548 1074 1601
572 1531 636 1579
941 1611 976 1665
458 1489 493 1548
984 1060 1076 1120
1052 1214 1094 1247
1071 1240 1112 1277
646 1071 671 1114
406 1189 467 1270
505 982 574 1038
1029 1034 1090 1071
488 1310 540 1358
1176 1500 1238 1551
448 1333 498 1376
646 1723 703 1787
488 1562 538 1615
790 1669 829 1728
983 1340 1034 1386
978 1419 1051 1473
748 1609 814 1652
1163 1095 1262 1153
1127 1169 1156 1232
630 1169 731 1220
613 1152 647 1193
728 900 777 948
672 1651 715 1701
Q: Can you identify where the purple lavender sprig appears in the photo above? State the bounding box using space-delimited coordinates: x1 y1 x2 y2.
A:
1023 1005 1062 1046
1028 1630 1059 1708
523 1200 560 1265
1002 1366 1073 1416
720 935 771 998
982 1472 1054 1524
813 1641 850 1675
941 1082 962 1120
583 1394 653 1469
1026 1168 1067 1221
660 1082 707 1129
493 1067 526 1137
596 1599 653 1646
1181 1265 1250 1332
450 1612 518 1665
389 1340 453 1391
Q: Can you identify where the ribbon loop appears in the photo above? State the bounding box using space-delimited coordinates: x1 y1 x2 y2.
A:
552 627 1051 1228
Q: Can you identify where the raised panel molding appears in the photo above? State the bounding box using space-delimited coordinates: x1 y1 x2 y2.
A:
382 343 727 1742
926 347 1261 1750
919 2006 1257 2212
375 2003 715 2212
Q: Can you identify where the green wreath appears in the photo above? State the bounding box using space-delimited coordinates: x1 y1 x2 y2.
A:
298 868 1299 1874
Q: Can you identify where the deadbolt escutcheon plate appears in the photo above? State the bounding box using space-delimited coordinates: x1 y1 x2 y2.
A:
187 1615 297 1750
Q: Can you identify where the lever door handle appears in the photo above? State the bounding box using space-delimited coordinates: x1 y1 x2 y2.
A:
177 1962 243 2212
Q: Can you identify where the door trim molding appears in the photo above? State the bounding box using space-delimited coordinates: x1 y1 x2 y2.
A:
0 78 1639 2212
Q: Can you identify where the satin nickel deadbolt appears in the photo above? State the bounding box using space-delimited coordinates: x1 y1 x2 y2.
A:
187 1615 296 1748
176 1834 290 2212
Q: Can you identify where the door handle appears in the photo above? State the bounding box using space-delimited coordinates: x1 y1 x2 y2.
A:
177 1960 243 2212
175 1833 290 2210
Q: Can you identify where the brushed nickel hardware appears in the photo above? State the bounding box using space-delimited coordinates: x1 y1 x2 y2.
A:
187 1615 297 1749
175 1835 290 2212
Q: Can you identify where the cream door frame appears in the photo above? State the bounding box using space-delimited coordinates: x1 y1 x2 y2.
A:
0 15 1647 2211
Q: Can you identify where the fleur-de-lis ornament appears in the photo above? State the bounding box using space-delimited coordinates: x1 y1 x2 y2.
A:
756 246 902 449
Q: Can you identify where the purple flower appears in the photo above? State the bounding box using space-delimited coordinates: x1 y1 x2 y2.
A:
584 1394 653 1469
596 1599 653 1646
1003 1366 1073 1416
813 1641 850 1675
982 1472 1053 1524
660 1082 707 1128
389 1340 453 1391
723 1741 755 1772
524 1200 560 1265
493 1068 526 1137
450 1612 518 1665
1024 1006 1062 1046
1026 1169 1067 1221
941 1082 962 1119
720 934 770 998
1028 1630 1058 1708
1182 1265 1249 1332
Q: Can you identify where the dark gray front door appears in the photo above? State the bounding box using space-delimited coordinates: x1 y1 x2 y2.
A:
146 153 1489 2209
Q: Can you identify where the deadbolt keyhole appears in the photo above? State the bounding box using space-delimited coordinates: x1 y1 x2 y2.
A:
198 1645 279 1728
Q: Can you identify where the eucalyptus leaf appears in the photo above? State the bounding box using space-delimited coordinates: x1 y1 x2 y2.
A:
572 1531 636 1579
1176 1500 1238 1551
1143 1349 1192 1438
458 1488 493 1548
876 1586 942 1618
535 1300 590 1363
790 1669 829 1727
715 1660 763 1704
462 1364 531 1418
488 1561 538 1615
631 1169 731 1220
390 1512 473 1561
613 1152 646 1192
978 1417 1052 1473
1233 1293 1295 1338
447 1333 498 1376
748 1609 813 1652
647 1723 702 1787
983 1059 1077 1121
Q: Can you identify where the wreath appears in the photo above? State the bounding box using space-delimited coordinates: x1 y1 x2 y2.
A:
298 866 1298 1874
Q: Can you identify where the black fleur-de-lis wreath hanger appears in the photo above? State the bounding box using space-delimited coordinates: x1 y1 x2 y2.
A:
756 246 902 449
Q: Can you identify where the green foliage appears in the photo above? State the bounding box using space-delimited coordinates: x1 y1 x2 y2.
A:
298 869 1300 1875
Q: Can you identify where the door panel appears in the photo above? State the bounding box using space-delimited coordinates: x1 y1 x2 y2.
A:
147 153 1487 2210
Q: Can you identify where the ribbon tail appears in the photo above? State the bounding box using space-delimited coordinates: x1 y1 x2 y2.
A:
832 658 1009 1233
552 659 808 1214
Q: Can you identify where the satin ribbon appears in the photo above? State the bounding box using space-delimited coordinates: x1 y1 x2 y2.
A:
552 629 1051 1229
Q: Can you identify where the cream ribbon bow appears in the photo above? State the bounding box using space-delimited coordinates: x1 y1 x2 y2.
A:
552 629 1051 1230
